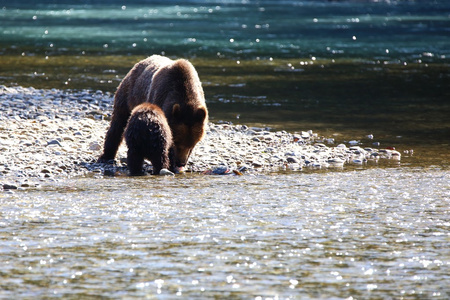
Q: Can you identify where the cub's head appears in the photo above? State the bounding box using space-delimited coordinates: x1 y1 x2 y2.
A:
170 104 208 169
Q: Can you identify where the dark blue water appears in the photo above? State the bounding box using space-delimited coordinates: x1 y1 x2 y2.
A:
2 0 449 61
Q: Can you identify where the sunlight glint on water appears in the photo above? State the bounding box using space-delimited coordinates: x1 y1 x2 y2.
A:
1 169 449 298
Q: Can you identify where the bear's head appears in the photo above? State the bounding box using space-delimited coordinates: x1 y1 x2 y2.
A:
170 103 208 168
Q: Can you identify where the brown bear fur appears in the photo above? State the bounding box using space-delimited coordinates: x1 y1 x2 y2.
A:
98 55 208 169
124 103 173 175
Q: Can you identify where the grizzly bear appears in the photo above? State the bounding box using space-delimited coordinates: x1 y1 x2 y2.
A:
98 55 208 171
124 103 173 175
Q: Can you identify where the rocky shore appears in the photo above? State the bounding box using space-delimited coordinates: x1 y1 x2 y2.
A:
0 86 401 190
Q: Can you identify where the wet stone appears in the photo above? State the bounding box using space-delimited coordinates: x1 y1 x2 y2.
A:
286 157 299 163
3 184 18 190
47 139 62 146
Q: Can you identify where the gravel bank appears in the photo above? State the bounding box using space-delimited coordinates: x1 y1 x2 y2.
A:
0 86 401 189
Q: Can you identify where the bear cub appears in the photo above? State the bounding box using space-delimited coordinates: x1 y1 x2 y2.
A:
124 103 174 176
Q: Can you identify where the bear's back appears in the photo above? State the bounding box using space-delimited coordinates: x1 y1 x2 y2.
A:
125 55 174 109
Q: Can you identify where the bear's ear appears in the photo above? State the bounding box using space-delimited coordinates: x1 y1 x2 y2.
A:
172 104 182 119
195 107 207 123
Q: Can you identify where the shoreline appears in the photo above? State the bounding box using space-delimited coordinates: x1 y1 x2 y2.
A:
0 85 401 190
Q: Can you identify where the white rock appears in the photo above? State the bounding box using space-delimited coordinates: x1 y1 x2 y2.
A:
159 169 175 176
89 142 102 151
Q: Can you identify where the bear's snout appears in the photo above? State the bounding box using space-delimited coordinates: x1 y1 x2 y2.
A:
174 147 192 168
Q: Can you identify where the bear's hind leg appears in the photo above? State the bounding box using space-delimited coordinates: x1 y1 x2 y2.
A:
98 109 130 163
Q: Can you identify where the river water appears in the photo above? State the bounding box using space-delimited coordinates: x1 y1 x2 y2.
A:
1 0 449 299
1 169 449 299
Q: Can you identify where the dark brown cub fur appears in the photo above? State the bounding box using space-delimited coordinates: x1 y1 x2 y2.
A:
124 103 172 175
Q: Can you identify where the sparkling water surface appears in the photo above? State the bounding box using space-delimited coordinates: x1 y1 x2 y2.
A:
1 168 449 299
2 0 449 60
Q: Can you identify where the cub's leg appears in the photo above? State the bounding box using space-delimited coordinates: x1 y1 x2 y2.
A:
147 147 171 175
126 148 145 176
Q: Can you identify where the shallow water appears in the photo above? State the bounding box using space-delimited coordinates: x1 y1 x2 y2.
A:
1 167 449 298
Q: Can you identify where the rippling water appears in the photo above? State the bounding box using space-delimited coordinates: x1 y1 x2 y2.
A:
1 168 449 298
1 1 449 298
2 0 449 59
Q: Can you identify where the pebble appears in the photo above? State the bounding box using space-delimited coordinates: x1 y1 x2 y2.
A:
0 85 403 188
159 168 175 176
3 184 18 190
47 139 62 146
286 157 299 163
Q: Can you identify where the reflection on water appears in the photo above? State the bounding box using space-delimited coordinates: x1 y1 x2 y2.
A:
1 168 449 298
